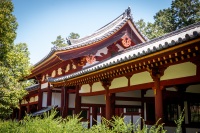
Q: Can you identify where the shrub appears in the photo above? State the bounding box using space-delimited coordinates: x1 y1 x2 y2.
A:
0 109 185 133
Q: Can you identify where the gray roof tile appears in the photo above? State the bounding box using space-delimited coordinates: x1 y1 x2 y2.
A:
25 84 39 91
48 22 200 83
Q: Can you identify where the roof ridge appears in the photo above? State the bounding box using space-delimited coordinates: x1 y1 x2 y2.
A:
33 7 137 68
69 7 132 45
47 22 200 83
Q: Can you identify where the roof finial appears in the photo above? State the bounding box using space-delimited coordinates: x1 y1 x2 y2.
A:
123 6 132 19
66 37 71 45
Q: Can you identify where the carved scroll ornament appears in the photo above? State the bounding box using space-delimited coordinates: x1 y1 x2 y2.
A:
86 54 96 64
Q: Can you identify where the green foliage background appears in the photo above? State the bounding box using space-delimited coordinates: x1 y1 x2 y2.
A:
135 0 200 39
0 0 31 118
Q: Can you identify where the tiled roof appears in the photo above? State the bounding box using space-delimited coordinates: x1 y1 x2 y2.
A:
48 22 200 83
25 84 39 91
33 7 146 68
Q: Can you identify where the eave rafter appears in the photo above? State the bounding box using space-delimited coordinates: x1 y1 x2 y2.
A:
51 39 200 88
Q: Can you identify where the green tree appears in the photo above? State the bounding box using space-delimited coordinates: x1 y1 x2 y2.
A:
171 0 200 29
68 32 80 39
135 19 165 40
52 32 80 47
136 0 200 39
51 35 67 47
0 0 31 118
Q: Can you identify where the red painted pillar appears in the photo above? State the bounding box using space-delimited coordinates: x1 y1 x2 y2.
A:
61 87 69 118
101 79 112 120
92 107 98 126
38 80 43 110
149 67 166 123
105 89 111 120
153 77 163 122
47 83 52 106
75 86 81 115
61 87 64 116
38 89 43 110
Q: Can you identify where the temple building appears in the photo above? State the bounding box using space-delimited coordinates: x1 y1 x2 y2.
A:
13 7 200 132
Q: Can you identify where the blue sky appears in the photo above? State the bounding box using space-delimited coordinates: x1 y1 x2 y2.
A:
12 0 172 65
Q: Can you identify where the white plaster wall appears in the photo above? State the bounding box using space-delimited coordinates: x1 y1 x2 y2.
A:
92 82 104 92
124 115 141 125
186 84 200 93
116 90 141 97
41 82 48 89
90 115 92 127
165 87 177 91
82 95 105 104
124 115 131 123
21 100 25 104
116 43 124 51
42 92 47 107
116 101 141 106
110 76 128 89
161 62 196 80
130 71 153 86
144 89 154 97
133 115 141 124
80 84 90 93
35 95 38 101
89 114 101 127
30 97 34 103
51 92 61 107
97 115 101 124
68 94 75 108
95 47 108 56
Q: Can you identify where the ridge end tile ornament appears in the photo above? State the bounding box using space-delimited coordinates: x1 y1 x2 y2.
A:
121 35 131 47
122 6 132 19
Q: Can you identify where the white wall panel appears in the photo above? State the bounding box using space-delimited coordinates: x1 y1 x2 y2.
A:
82 95 105 104
161 62 196 80
51 92 61 107
69 94 75 108
186 84 200 93
116 101 141 106
42 92 47 107
116 90 141 97
41 82 48 89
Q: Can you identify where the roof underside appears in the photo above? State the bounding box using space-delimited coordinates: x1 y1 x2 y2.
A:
48 22 200 83
31 7 147 75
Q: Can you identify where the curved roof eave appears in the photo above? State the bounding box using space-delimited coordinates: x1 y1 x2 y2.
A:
32 7 142 70
47 22 200 83
25 84 39 91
